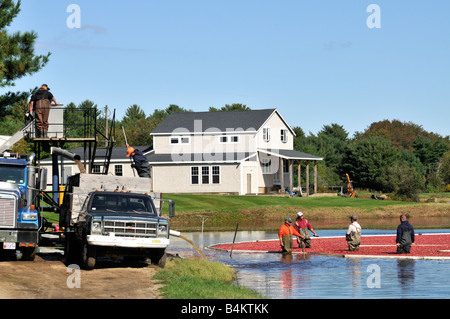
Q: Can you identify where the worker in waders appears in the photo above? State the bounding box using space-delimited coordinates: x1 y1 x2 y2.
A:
346 215 361 251
278 217 304 254
293 211 318 249
29 84 58 138
396 214 415 254
126 144 151 178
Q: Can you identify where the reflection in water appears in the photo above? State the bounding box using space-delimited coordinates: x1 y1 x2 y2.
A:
169 229 450 299
397 259 416 296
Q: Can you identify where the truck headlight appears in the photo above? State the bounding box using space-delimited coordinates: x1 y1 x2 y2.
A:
158 224 167 237
22 213 38 221
91 221 102 235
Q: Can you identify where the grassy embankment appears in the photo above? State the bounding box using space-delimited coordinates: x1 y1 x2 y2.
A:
154 257 265 299
162 193 450 231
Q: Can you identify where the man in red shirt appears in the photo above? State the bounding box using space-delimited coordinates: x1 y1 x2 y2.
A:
278 217 304 254
293 212 318 249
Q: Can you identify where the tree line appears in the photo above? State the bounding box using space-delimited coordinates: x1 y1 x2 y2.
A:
70 101 450 199
1 1 449 200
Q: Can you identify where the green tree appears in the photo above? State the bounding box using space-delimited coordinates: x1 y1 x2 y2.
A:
209 103 251 112
340 136 397 190
0 0 50 87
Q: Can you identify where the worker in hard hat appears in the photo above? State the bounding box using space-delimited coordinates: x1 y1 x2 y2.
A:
126 144 151 178
293 212 318 249
278 217 304 254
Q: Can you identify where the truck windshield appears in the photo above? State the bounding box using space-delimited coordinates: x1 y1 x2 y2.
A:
0 165 26 184
89 194 155 214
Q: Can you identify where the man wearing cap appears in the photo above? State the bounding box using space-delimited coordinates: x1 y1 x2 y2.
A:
346 215 362 251
29 84 58 138
278 217 304 254
294 212 318 249
126 144 151 178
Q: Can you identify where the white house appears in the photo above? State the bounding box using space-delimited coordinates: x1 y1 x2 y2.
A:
148 109 322 195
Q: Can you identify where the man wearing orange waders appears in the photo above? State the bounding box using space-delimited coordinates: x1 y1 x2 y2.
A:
279 217 304 254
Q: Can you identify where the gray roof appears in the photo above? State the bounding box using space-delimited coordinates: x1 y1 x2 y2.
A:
147 152 255 164
151 109 279 134
258 149 323 161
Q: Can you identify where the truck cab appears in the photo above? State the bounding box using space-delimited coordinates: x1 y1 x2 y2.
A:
62 174 170 269
0 154 42 260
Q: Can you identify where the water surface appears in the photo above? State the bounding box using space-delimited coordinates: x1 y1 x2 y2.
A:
168 229 450 299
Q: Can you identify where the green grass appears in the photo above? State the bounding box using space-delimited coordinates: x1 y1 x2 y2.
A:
162 193 449 231
162 193 416 214
153 258 264 299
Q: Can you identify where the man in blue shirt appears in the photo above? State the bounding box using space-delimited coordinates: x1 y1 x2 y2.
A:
396 214 415 254
126 144 151 178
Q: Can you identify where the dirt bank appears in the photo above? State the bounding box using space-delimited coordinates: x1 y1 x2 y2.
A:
0 252 161 299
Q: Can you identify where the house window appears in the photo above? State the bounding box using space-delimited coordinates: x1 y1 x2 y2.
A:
191 167 199 184
283 159 289 173
219 135 239 143
170 136 190 144
191 166 220 184
263 128 270 142
212 166 220 184
92 165 101 174
280 129 288 143
114 165 123 176
260 158 271 174
202 166 210 184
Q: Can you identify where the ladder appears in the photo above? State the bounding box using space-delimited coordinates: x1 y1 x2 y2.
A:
90 110 116 175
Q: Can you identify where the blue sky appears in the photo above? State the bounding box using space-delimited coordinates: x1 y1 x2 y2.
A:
7 0 450 137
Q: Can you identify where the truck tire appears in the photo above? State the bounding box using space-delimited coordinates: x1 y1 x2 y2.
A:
81 242 96 270
20 247 36 261
65 232 81 264
151 248 166 268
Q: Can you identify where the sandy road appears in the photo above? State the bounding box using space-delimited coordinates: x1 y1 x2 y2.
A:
0 252 161 299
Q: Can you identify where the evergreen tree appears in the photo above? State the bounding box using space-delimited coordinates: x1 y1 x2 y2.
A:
0 0 50 88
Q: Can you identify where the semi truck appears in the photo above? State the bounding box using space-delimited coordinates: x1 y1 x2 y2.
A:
0 153 47 260
60 173 170 270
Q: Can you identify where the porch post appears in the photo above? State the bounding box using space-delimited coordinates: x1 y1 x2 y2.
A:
289 159 293 196
306 160 310 196
297 160 301 195
314 160 318 194
280 157 285 193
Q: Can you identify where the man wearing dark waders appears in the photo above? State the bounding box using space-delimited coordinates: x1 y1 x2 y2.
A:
126 144 151 178
29 84 58 138
396 215 415 254
346 215 361 251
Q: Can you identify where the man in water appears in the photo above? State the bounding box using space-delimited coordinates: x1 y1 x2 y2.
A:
346 215 361 251
293 211 318 249
279 217 304 254
396 214 415 254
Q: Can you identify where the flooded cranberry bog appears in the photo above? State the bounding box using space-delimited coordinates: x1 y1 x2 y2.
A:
168 228 450 299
